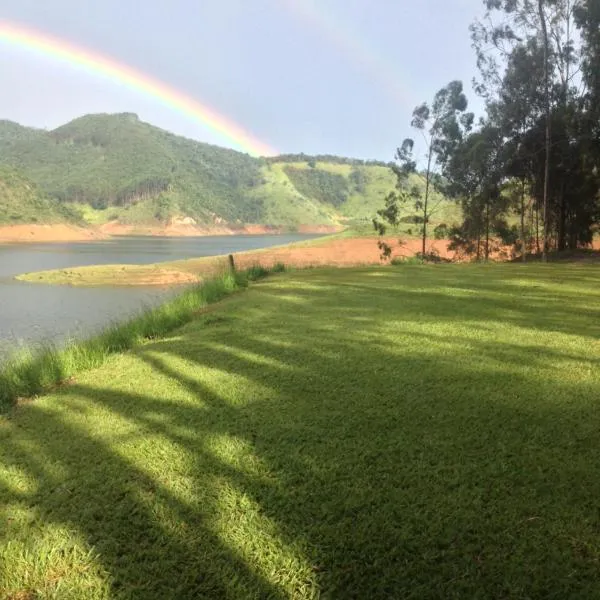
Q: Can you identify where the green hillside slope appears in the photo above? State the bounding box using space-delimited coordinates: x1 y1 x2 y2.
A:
266 159 461 231
0 166 78 225
0 114 461 231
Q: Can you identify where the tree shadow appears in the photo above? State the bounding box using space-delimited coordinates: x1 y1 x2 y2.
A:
0 388 294 598
257 266 600 340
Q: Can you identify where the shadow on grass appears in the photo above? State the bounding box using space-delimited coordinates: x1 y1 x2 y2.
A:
2 265 600 598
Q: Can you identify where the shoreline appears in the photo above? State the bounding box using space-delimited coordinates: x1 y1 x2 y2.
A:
0 222 342 244
0 267 277 409
18 234 600 286
16 237 455 286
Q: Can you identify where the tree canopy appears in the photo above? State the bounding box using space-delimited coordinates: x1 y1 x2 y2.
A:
377 0 600 261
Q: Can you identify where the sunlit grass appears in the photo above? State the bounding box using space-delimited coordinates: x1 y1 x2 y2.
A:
1 263 600 598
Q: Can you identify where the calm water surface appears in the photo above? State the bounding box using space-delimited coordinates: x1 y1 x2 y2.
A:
0 234 322 361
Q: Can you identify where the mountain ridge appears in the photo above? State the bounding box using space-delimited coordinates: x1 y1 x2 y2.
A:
0 113 459 235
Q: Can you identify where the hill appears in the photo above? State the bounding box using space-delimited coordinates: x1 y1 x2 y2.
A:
0 113 460 232
0 165 78 225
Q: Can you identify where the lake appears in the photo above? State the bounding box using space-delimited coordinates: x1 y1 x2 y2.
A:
0 234 322 362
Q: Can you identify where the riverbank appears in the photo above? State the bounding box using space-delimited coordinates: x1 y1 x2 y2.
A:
0 222 342 243
16 236 454 285
0 265 278 408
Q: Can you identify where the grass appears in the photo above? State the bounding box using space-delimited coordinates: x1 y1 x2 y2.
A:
2 263 600 598
0 267 273 409
248 163 339 227
517 248 600 262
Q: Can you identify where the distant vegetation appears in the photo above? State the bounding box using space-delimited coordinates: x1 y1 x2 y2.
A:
282 166 350 207
0 114 264 224
266 153 393 168
0 166 79 225
0 113 460 232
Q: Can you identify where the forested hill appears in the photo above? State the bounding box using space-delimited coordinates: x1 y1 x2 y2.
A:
0 113 429 230
0 166 79 225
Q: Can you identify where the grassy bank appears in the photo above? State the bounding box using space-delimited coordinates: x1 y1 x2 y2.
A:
1 263 600 597
0 265 277 409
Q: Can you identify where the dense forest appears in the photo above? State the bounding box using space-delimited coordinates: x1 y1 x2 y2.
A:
376 0 600 260
282 166 350 208
0 113 264 222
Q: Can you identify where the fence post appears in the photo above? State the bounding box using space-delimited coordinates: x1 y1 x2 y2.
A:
228 254 236 272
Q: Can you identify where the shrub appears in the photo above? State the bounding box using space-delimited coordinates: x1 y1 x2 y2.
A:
400 215 425 224
434 224 449 239
391 256 422 265
246 265 270 281
416 250 450 263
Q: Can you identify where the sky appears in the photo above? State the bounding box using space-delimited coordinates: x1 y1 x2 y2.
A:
0 0 486 162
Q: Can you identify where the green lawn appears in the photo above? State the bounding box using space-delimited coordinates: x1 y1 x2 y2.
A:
2 264 600 598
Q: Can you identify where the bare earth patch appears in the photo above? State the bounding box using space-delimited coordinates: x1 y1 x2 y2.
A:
31 233 598 287
4 592 37 600
0 224 106 243
0 222 342 244
233 237 454 270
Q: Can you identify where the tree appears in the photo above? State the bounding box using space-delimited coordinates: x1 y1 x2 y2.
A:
444 124 505 260
409 81 473 257
468 0 599 257
372 140 414 260
575 0 600 115
472 0 550 254
503 139 534 260
538 0 551 260
375 81 473 260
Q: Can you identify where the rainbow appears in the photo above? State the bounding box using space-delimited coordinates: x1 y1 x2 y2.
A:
0 20 276 156
281 0 415 110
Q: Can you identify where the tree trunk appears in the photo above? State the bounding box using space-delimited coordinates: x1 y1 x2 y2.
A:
530 200 535 254
520 179 527 262
485 200 490 261
476 208 481 262
557 180 566 251
422 146 434 259
535 202 541 254
539 0 551 262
